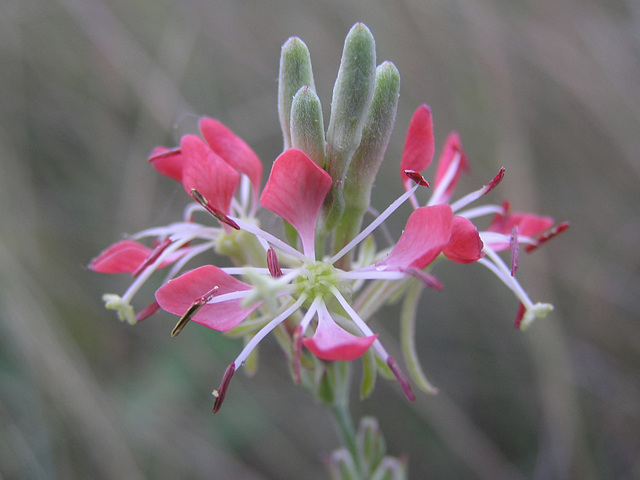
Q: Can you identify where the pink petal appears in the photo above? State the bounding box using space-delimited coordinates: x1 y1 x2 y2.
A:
433 132 469 203
155 265 257 331
260 148 332 257
148 146 184 182
199 117 263 198
89 240 153 274
379 204 453 270
401 105 434 191
443 216 484 264
487 206 555 251
180 135 241 215
302 309 377 361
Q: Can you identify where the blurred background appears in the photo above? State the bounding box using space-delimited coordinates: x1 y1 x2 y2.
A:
1 0 639 478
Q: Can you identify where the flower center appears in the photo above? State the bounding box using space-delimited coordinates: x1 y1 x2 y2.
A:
294 261 341 300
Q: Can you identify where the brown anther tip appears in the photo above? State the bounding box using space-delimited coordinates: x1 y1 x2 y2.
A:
525 221 570 253
267 247 283 278
190 189 240 230
171 286 219 337
132 238 173 278
403 170 430 187
387 356 416 402
148 147 181 162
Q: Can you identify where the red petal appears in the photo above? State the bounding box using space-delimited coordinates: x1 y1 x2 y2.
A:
401 105 434 190
155 265 257 331
199 117 263 197
381 204 453 270
89 240 153 274
487 210 554 251
302 309 377 361
443 216 484 264
433 132 469 203
260 148 332 257
180 135 241 215
148 146 183 182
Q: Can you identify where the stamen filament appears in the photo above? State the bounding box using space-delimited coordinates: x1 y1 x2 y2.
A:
427 151 460 206
329 183 421 265
232 295 307 368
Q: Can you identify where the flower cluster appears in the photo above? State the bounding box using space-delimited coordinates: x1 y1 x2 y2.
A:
90 23 567 413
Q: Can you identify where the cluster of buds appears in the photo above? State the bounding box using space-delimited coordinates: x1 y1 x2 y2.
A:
90 23 567 415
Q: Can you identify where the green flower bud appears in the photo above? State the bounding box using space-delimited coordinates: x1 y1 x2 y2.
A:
322 23 377 233
278 37 316 150
333 61 400 260
357 417 386 476
290 86 326 167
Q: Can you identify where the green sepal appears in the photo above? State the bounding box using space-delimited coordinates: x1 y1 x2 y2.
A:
278 37 315 149
400 279 439 394
322 23 377 234
291 86 326 167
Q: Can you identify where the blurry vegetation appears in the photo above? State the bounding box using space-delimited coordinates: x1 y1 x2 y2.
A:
1 0 639 478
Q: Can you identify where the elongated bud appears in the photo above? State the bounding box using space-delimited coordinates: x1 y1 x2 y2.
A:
323 23 377 233
290 86 326 167
278 37 315 150
333 61 400 261
356 417 386 475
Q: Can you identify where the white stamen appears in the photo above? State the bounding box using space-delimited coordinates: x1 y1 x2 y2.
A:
233 295 307 368
329 183 421 265
330 287 391 362
230 216 308 262
478 245 534 310
427 151 460 206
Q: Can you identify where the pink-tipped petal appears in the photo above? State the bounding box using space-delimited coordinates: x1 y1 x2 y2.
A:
155 265 257 331
433 132 469 203
180 135 241 215
401 105 434 191
199 117 263 198
303 309 377 361
379 204 453 270
148 146 184 182
260 149 332 258
443 216 484 264
89 240 154 274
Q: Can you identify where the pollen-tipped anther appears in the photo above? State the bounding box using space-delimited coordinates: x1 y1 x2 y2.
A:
387 356 416 402
147 146 181 162
212 363 236 413
510 225 520 276
484 167 506 195
403 170 430 187
525 221 570 253
267 247 283 278
171 286 219 337
190 188 240 230
132 238 173 278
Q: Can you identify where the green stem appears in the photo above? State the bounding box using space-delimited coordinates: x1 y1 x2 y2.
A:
329 401 359 467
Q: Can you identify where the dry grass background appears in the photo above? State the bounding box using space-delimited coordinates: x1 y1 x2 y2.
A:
1 0 639 478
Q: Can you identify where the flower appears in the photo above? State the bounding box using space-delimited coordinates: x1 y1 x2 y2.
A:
399 104 569 328
89 118 264 324
154 147 461 411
